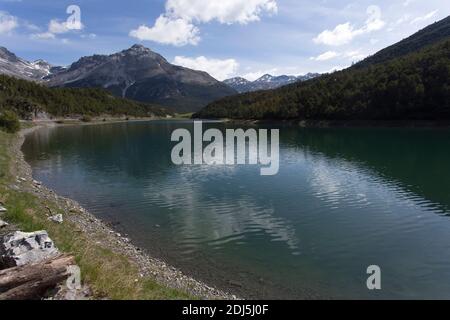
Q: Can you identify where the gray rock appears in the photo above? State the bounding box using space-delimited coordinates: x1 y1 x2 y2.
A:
0 219 8 228
0 231 59 268
0 205 7 213
49 214 64 224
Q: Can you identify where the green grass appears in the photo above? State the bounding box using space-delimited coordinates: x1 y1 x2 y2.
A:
0 127 192 300
174 112 194 119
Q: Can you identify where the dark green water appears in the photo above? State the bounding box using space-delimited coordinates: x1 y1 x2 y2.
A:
22 121 450 299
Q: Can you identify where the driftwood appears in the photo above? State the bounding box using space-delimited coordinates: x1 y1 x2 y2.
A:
0 254 75 300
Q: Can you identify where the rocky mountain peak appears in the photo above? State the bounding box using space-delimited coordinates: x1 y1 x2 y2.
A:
0 47 19 62
224 73 320 93
122 44 154 55
256 74 274 82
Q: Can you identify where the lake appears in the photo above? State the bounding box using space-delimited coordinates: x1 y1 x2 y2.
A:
22 121 450 299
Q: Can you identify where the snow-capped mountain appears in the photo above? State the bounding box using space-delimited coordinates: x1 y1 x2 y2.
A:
297 73 321 82
223 77 250 87
0 47 64 81
224 73 320 93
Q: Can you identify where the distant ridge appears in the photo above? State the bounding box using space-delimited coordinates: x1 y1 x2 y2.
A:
224 73 320 93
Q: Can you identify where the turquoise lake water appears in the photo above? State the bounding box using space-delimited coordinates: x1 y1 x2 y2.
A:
22 121 450 299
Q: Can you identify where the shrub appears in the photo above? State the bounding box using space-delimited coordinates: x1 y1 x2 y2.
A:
80 115 92 122
0 110 20 133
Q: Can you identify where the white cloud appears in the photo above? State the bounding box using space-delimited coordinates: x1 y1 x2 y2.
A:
311 51 339 61
364 5 385 32
314 5 385 46
31 32 55 39
80 33 97 39
327 66 346 73
23 21 40 31
0 11 18 34
130 16 200 46
130 0 277 46
313 22 357 46
242 68 278 81
165 0 278 25
345 50 366 61
410 10 438 24
173 56 239 80
32 17 84 40
48 19 83 34
310 50 367 63
394 14 412 26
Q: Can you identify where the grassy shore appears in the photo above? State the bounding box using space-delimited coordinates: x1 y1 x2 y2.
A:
0 124 194 300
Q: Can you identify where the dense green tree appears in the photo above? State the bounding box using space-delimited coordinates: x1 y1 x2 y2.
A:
0 75 172 119
194 40 450 121
0 110 20 133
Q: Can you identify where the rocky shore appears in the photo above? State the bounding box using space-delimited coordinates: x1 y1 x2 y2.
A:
6 122 237 300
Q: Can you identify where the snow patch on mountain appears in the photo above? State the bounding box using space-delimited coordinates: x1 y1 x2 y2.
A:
224 73 320 93
0 47 64 81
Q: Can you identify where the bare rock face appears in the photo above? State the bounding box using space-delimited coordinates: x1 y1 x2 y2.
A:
0 47 63 81
0 231 59 269
44 44 237 113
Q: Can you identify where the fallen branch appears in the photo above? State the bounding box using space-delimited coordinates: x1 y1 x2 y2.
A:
0 254 75 300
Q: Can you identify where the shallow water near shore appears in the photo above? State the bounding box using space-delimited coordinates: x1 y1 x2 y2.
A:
21 120 450 299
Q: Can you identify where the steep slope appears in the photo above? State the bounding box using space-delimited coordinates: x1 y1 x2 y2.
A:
354 15 450 68
46 45 237 113
0 47 63 81
223 77 252 93
0 74 171 119
194 38 450 121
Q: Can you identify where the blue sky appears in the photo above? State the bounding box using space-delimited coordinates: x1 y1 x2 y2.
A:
0 0 448 80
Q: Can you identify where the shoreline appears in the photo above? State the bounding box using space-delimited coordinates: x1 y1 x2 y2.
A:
7 121 237 300
203 118 450 128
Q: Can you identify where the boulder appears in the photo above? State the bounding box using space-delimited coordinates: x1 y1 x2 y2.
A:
49 214 64 224
0 219 8 228
0 205 7 213
0 231 59 268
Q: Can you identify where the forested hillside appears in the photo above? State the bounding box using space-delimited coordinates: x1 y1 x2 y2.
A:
0 75 171 119
194 39 450 121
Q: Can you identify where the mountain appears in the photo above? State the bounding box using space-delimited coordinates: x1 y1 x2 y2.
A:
45 45 237 113
0 47 64 81
223 77 251 92
0 74 171 119
354 15 450 68
224 73 320 93
194 17 450 121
